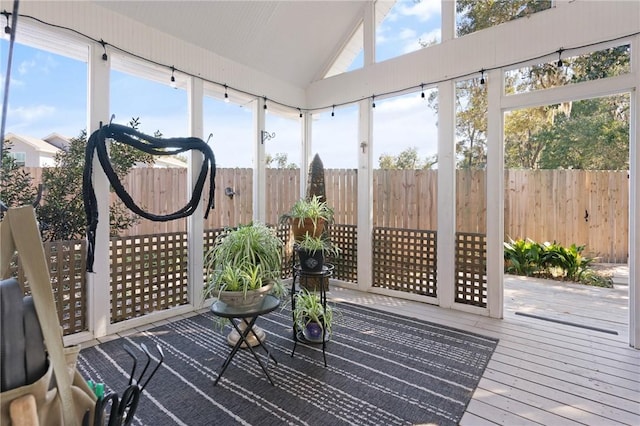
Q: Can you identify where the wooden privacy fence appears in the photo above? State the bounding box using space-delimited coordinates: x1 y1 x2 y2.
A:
25 167 629 262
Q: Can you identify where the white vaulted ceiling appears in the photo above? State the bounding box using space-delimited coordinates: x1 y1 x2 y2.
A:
92 0 367 88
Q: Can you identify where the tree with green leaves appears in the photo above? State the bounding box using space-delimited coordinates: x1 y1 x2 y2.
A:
449 1 629 171
266 152 298 169
378 147 437 170
0 140 38 211
456 0 552 36
1 118 157 241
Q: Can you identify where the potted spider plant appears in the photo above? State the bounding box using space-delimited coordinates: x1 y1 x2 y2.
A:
295 233 341 273
292 289 334 342
204 222 284 347
203 222 284 308
280 195 334 241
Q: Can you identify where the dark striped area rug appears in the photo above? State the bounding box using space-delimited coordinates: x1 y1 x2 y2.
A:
78 302 498 425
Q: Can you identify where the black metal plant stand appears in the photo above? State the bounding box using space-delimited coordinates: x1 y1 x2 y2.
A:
290 264 333 367
210 295 280 386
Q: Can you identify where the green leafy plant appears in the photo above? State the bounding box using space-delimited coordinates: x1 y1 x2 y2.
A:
503 238 544 276
204 222 284 300
292 289 335 336
280 195 334 235
541 241 594 281
504 237 608 286
296 233 341 258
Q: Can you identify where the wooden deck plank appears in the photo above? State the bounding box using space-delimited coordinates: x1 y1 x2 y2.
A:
490 350 639 391
483 365 639 423
477 377 611 425
462 397 543 425
329 275 639 426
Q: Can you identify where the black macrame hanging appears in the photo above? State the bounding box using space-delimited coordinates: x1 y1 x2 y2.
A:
83 123 216 272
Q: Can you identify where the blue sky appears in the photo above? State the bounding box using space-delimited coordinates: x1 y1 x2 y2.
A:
1 0 441 169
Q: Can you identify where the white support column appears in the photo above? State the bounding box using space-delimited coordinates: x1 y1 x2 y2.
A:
486 69 504 319
357 99 373 292
363 1 375 67
437 80 456 309
86 42 110 338
629 35 639 348
300 112 313 198
441 0 456 42
187 77 205 308
253 98 267 223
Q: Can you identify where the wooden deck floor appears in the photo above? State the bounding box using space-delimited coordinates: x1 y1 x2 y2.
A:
92 272 639 425
329 274 639 425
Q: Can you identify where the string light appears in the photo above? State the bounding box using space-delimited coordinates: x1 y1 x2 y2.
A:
263 96 268 113
480 69 485 85
557 48 564 67
331 105 335 117
7 12 638 116
298 108 303 118
372 95 376 109
170 66 176 88
99 39 108 61
224 84 229 103
2 11 10 34
421 83 425 99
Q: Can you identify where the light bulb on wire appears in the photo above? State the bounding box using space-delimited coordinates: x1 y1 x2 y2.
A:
100 39 108 61
170 66 177 89
557 48 564 67
2 11 10 35
224 85 230 103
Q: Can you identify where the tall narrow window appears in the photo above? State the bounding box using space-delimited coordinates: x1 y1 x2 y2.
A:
376 0 442 63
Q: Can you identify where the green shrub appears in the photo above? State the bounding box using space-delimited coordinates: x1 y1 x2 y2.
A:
541 241 593 281
503 238 544 276
504 238 608 287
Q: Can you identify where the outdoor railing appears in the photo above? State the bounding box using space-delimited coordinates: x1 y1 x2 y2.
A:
12 226 490 335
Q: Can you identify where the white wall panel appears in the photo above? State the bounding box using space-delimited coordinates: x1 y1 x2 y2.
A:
13 1 306 109
307 1 640 109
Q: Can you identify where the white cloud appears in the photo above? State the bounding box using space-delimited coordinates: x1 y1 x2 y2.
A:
397 0 441 22
17 53 58 76
399 28 417 40
9 104 56 121
18 59 36 75
403 28 441 54
0 75 24 88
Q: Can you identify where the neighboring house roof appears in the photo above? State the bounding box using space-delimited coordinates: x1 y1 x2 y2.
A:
153 155 187 168
43 133 71 150
5 133 61 155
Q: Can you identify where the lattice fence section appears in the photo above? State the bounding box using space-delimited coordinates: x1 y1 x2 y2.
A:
455 232 487 307
11 240 87 335
327 224 357 283
110 233 188 322
275 224 295 278
372 227 437 297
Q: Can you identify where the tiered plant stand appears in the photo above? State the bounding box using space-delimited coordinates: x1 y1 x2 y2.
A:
290 264 333 367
